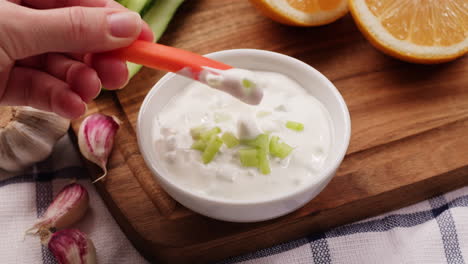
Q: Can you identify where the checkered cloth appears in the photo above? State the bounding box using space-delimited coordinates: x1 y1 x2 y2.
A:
1 134 467 264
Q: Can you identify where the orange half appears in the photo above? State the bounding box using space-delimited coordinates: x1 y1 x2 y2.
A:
249 0 348 26
349 0 468 63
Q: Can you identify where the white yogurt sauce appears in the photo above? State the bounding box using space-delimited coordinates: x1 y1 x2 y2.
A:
178 67 264 105
153 71 333 201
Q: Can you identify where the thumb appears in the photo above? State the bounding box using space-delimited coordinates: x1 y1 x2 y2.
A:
1 3 142 60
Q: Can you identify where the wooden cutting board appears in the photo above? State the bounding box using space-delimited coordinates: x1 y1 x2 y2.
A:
71 1 468 263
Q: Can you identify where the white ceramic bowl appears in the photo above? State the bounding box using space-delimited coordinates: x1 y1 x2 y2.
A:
137 49 351 222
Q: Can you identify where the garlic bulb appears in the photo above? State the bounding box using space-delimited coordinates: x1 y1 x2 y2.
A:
0 106 70 171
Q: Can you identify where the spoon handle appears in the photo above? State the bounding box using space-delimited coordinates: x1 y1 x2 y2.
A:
111 40 232 79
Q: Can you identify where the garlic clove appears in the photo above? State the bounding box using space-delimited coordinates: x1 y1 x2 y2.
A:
27 183 89 234
47 229 97 264
77 114 120 183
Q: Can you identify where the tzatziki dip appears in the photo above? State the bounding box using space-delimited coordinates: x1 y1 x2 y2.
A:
153 71 333 201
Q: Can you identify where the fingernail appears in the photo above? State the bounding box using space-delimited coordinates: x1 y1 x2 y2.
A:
76 102 88 118
93 86 102 100
92 74 102 100
107 12 141 38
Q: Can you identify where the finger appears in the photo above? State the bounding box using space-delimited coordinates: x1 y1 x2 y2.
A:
138 22 154 42
92 54 129 90
67 53 85 62
2 67 86 119
22 0 154 42
45 54 101 102
0 66 12 101
16 55 46 69
65 53 94 67
104 1 153 41
17 53 94 74
105 1 154 41
1 3 142 59
21 0 108 9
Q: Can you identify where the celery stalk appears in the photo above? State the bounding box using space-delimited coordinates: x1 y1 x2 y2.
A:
127 63 143 80
121 0 154 14
138 0 157 16
128 0 185 79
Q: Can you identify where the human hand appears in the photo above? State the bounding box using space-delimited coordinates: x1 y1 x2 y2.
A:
0 0 154 119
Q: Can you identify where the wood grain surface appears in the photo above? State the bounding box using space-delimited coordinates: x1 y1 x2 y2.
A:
71 1 468 263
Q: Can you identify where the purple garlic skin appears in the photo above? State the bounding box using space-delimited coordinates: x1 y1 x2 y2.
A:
78 114 120 182
28 183 89 233
48 229 96 264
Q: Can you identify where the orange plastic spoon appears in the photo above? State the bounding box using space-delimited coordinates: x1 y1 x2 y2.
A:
111 40 232 80
111 40 263 105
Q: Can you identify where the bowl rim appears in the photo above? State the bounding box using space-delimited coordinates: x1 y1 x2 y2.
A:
137 48 351 206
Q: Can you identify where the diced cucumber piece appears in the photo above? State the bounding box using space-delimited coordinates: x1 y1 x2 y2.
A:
190 126 207 140
202 136 223 164
269 136 293 159
269 136 279 152
257 134 270 152
241 134 271 174
200 127 221 141
286 121 304 131
239 148 259 167
221 132 239 148
242 134 269 152
242 79 254 89
191 140 207 152
258 149 271 174
214 112 231 123
256 111 271 118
